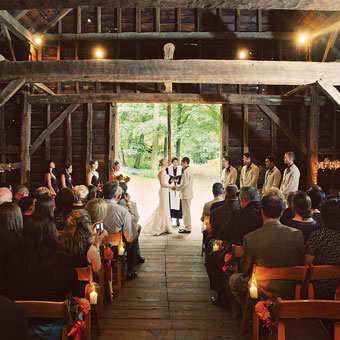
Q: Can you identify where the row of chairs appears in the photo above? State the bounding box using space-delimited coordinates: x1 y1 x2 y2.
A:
15 231 127 340
230 245 340 340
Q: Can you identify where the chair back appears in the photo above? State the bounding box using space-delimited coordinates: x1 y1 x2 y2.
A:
15 300 68 319
76 265 94 283
107 231 123 247
232 244 243 258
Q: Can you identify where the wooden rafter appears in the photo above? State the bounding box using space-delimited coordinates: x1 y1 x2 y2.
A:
258 105 307 155
27 93 325 106
1 59 340 86
12 10 30 20
1 0 340 11
0 79 25 108
2 24 16 61
29 104 80 155
32 83 55 95
322 29 339 62
35 8 73 35
317 79 340 107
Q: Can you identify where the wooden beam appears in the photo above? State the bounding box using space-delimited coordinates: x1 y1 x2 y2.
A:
0 10 35 45
243 104 249 153
66 113 72 164
12 10 30 20
322 29 339 62
30 104 80 155
45 104 50 160
42 31 297 41
317 79 340 107
167 103 171 163
86 103 93 173
284 84 310 96
155 6 160 33
220 104 229 157
271 119 276 157
27 92 325 106
32 83 55 95
319 148 340 155
258 105 307 155
2 0 339 10
77 6 81 34
2 59 340 85
20 92 31 185
96 7 101 33
35 8 73 35
2 24 16 61
0 79 25 108
108 103 117 174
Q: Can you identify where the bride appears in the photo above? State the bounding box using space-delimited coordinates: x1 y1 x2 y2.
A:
142 158 175 235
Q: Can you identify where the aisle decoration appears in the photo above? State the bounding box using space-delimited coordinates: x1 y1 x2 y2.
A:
255 297 278 330
103 247 114 281
67 297 91 340
222 253 237 273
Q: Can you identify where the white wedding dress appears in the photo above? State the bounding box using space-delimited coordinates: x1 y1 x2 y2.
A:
142 172 172 236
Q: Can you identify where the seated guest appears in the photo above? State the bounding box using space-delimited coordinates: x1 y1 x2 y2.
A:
34 194 55 220
54 188 74 231
60 209 105 297
305 199 340 300
200 182 224 222
230 194 304 310
102 181 140 281
284 191 319 243
85 198 108 225
280 191 296 225
265 187 285 202
0 186 12 205
72 185 89 210
307 189 326 227
210 184 240 240
87 184 97 201
34 186 52 199
206 187 262 307
18 196 35 219
12 184 29 204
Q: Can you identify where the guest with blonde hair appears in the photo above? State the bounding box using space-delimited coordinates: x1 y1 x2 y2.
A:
34 186 52 199
72 185 89 210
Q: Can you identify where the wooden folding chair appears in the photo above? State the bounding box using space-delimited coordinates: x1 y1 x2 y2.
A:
107 231 126 294
231 244 243 319
202 216 211 257
302 264 340 299
240 265 309 340
274 298 340 340
14 300 69 340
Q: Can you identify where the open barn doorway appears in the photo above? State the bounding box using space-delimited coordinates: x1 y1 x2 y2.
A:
115 103 221 230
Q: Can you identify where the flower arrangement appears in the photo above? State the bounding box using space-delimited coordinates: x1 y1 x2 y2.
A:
67 297 91 340
113 174 130 183
254 297 277 329
222 253 237 273
97 183 103 192
104 247 114 261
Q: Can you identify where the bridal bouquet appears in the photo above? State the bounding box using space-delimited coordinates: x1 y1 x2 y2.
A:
113 174 131 183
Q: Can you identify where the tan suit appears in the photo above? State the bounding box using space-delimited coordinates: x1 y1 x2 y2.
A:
221 166 237 189
200 196 224 222
262 166 282 194
176 166 193 231
240 163 259 189
280 163 300 196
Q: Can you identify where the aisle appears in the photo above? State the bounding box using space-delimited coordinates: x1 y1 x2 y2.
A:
97 226 252 340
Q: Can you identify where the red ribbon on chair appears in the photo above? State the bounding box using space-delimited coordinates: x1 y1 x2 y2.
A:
67 320 86 340
107 260 112 281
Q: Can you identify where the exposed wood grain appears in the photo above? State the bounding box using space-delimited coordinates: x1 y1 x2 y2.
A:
0 146 20 154
45 104 50 160
243 104 248 153
20 93 31 186
108 103 118 174
2 24 16 61
12 10 30 20
3 59 340 86
1 0 340 10
66 113 72 164
0 79 25 108
220 104 229 157
317 79 340 107
32 83 55 95
35 8 73 35
96 7 101 33
86 103 93 173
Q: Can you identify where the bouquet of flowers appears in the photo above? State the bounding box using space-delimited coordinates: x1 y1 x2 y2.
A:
97 183 103 192
103 247 114 281
222 253 237 273
67 297 91 340
254 297 278 329
114 174 131 183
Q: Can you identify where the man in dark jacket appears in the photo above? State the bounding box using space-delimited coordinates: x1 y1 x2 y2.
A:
206 187 262 307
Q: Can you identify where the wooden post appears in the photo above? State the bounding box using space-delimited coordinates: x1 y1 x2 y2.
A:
86 103 93 173
116 8 122 93
20 92 31 185
45 104 51 160
271 119 276 157
220 104 229 158
167 103 171 162
0 107 6 183
96 7 101 33
243 104 249 153
108 103 118 174
308 85 319 188
66 113 72 164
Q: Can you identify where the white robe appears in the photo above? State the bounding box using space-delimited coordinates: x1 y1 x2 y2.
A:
167 165 182 211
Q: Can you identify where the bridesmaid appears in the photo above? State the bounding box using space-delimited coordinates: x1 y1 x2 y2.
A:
60 164 73 189
86 160 100 187
45 160 58 196
109 161 121 181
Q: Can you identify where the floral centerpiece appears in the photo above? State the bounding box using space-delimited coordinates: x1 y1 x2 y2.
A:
255 297 278 329
67 297 91 340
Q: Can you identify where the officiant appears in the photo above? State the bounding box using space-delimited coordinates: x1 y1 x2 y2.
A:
166 157 183 227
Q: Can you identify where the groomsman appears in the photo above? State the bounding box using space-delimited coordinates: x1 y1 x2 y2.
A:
240 152 259 189
221 156 237 190
175 157 193 234
262 155 282 194
280 151 300 196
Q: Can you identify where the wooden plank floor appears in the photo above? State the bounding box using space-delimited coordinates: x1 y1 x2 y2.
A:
95 226 252 340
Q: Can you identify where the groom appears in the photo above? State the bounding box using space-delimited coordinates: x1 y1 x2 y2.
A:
174 157 193 234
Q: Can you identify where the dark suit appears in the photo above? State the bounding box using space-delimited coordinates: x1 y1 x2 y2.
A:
205 200 262 300
230 220 304 306
210 200 226 212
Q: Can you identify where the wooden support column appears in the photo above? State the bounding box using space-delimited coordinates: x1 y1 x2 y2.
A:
243 104 248 153
115 8 122 93
66 113 72 164
0 78 25 108
45 104 50 160
20 92 31 185
196 8 202 94
176 7 181 93
271 119 276 157
0 107 6 182
86 103 93 173
220 104 229 157
108 103 118 173
308 85 319 187
75 6 81 94
2 24 16 61
96 7 102 93
167 103 171 162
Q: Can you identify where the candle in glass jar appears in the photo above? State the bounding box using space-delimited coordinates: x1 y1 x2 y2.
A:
118 246 125 256
213 244 219 251
249 283 258 299
90 291 98 304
